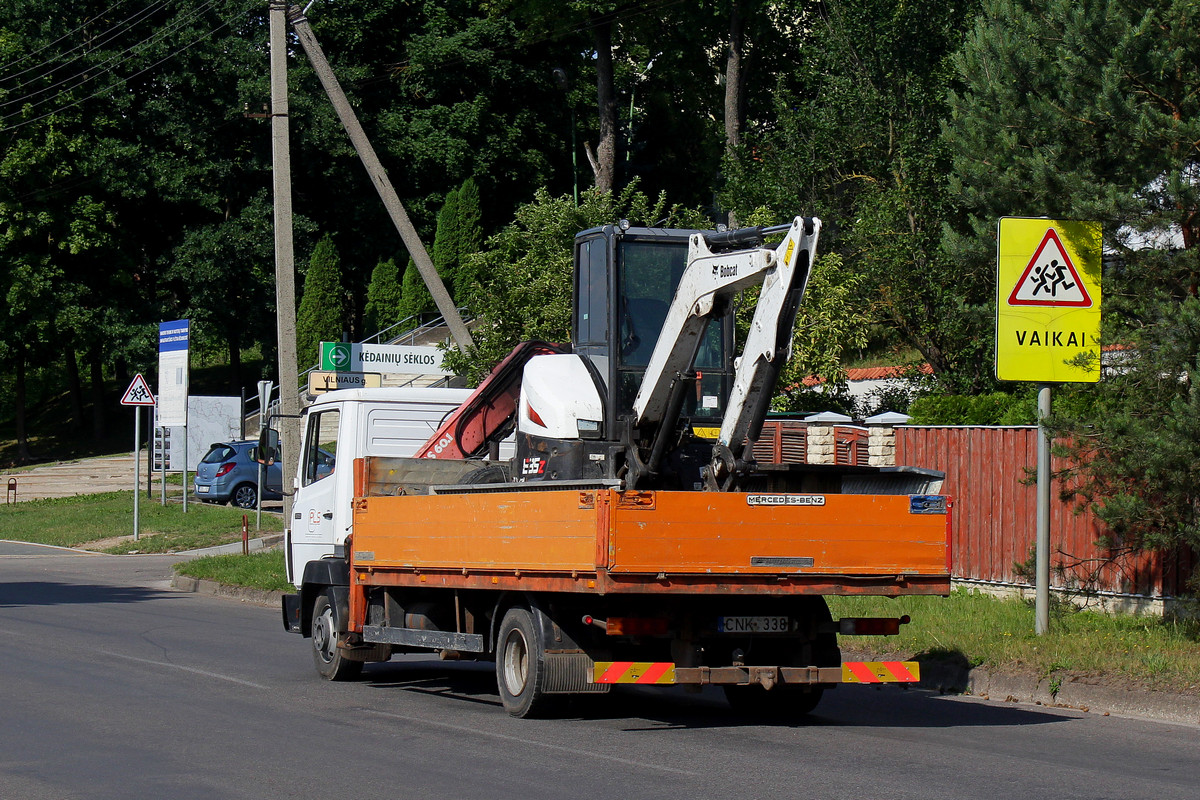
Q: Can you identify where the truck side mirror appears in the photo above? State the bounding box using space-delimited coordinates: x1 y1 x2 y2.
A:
257 426 281 466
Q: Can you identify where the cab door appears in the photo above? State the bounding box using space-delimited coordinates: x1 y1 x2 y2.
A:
289 406 342 580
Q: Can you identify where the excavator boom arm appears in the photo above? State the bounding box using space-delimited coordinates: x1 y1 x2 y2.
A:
630 216 821 486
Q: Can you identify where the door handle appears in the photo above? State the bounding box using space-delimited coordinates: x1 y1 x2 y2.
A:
323 511 333 520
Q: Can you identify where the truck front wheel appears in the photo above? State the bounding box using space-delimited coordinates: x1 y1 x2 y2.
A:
312 592 363 681
495 607 552 718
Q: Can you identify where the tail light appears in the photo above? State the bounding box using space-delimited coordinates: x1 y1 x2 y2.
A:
215 462 236 477
605 617 671 636
527 404 547 428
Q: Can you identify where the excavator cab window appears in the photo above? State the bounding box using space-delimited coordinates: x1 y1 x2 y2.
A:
574 225 735 432
615 238 731 420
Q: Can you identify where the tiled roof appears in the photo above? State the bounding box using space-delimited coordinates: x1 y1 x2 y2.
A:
799 363 932 387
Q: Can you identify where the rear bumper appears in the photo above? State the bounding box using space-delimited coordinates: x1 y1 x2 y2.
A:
592 661 920 687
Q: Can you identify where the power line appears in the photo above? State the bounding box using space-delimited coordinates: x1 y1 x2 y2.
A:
0 0 229 124
0 2 249 134
0 0 130 76
0 2 171 106
0 0 215 115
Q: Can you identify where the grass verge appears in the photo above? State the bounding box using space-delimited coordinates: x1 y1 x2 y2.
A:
0 490 283 553
176 550 292 592
828 592 1200 696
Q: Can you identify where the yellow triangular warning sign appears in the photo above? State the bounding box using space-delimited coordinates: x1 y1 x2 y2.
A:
1007 228 1093 307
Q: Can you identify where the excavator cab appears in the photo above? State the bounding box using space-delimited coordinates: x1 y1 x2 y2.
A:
572 225 735 434
506 225 739 488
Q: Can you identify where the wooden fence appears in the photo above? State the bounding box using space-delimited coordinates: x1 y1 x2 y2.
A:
756 420 868 466
895 426 1197 600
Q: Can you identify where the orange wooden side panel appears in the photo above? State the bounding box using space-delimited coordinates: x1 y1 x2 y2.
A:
352 489 949 581
608 492 948 575
352 491 598 572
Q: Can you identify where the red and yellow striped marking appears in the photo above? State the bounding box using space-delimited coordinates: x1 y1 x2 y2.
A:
593 661 677 685
841 661 920 683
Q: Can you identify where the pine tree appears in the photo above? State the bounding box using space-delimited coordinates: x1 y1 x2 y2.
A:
363 257 403 336
296 235 346 368
944 0 1200 565
396 179 484 322
434 178 483 302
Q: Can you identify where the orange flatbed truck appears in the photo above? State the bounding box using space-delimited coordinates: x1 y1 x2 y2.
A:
271 217 952 717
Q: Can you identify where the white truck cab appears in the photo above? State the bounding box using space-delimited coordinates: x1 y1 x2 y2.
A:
286 387 472 586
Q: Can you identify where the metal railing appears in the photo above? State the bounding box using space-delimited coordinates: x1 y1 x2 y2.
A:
245 309 471 431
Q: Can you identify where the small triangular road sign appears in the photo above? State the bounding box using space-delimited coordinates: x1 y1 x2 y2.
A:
1007 228 1093 307
120 373 157 406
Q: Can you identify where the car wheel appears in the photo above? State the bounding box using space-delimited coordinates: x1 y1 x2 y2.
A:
231 483 258 509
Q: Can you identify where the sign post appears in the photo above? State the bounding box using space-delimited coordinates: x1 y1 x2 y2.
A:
256 380 273 531
121 374 157 541
996 217 1102 634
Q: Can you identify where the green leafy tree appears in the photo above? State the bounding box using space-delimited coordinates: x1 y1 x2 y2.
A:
723 0 983 389
363 257 404 336
729 209 870 409
944 0 1200 568
443 185 709 383
167 195 277 392
297 236 347 368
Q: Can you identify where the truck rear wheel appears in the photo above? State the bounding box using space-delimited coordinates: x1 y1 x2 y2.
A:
312 592 363 681
495 607 552 718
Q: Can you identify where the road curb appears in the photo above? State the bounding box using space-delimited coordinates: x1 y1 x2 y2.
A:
914 654 1200 727
182 533 285 557
171 574 283 608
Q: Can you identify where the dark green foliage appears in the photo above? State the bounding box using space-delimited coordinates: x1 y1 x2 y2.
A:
396 178 483 322
296 236 346 367
723 0 986 391
395 258 428 325
363 258 404 336
945 0 1200 564
909 392 1034 426
442 185 710 383
1054 299 1200 561
434 178 483 300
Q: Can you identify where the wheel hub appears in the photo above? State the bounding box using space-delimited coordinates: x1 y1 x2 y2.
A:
502 629 529 696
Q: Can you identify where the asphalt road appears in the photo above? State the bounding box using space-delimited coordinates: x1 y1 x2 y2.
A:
3 542 1198 800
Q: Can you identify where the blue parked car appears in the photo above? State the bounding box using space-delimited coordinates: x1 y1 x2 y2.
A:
193 441 284 509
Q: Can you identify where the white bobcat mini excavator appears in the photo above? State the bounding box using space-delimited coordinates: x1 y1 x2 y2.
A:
423 216 826 495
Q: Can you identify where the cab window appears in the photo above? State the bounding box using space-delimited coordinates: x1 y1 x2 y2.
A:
302 409 339 486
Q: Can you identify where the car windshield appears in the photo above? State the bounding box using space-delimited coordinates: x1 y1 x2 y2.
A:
201 445 237 464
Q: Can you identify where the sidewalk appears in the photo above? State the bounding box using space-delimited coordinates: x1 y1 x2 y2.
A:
2 454 158 501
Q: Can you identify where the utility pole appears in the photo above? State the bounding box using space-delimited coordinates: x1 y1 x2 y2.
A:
269 0 301 522
287 6 474 351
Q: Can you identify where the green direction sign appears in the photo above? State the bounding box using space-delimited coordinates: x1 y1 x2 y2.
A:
321 341 353 371
319 341 451 376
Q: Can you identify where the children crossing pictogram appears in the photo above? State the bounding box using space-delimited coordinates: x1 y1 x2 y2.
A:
120 373 157 406
1007 227 1093 307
